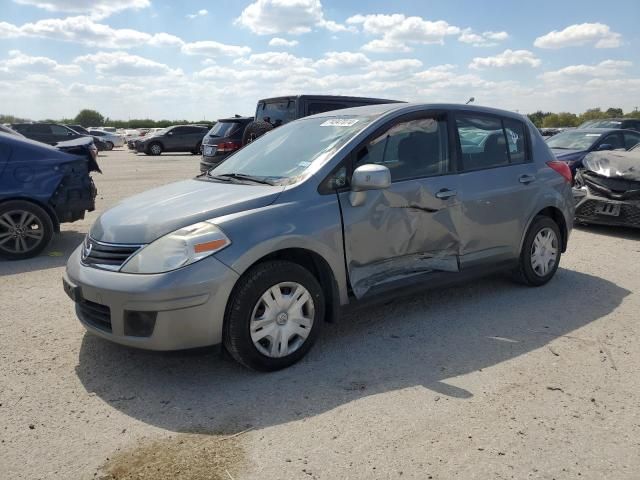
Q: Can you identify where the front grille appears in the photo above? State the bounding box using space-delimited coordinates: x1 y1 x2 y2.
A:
81 237 143 271
577 199 640 226
78 299 112 332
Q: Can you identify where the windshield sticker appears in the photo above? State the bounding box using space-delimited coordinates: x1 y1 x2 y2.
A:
320 119 359 127
586 134 601 137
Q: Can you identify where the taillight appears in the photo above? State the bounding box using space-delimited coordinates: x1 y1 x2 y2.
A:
546 160 572 183
216 141 242 153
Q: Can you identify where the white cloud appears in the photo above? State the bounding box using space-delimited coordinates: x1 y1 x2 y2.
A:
12 0 150 19
458 28 509 47
539 60 633 83
314 51 370 68
534 23 622 49
347 13 460 52
234 51 312 68
0 15 187 49
469 49 541 69
0 50 82 76
75 51 183 77
186 9 208 19
236 0 353 35
181 40 251 58
268 37 299 47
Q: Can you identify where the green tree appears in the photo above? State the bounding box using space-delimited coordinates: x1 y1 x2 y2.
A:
527 110 552 128
542 112 579 128
605 107 623 117
74 109 105 127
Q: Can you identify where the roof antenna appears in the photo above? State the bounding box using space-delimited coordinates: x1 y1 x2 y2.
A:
465 97 475 105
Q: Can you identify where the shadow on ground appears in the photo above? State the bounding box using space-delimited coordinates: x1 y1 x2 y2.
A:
76 268 628 434
0 230 84 276
575 223 640 241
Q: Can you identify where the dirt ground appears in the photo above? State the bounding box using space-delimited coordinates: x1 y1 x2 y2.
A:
1 149 639 479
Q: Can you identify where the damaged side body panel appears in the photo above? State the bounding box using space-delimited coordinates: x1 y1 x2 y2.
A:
338 179 461 298
573 150 640 228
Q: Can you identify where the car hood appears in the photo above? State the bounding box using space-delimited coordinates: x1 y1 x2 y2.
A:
90 179 285 243
582 150 640 181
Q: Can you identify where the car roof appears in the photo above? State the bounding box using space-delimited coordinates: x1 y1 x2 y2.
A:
217 116 253 122
257 95 400 104
304 102 530 122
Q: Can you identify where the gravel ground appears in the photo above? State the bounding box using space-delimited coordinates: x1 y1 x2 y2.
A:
1 149 639 479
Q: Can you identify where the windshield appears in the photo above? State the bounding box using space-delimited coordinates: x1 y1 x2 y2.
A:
547 131 601 150
256 100 296 127
208 122 239 137
209 115 377 184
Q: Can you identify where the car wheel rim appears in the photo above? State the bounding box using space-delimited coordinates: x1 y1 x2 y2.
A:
530 227 558 277
0 210 45 254
151 145 161 154
250 282 315 358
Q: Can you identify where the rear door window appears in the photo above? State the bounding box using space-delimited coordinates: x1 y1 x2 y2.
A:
50 124 70 136
456 114 509 171
28 124 52 134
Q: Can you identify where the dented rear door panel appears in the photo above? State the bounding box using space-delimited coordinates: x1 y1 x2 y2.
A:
338 175 461 298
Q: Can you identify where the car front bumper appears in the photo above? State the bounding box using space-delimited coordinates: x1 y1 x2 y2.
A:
573 187 640 228
199 153 229 172
64 246 239 350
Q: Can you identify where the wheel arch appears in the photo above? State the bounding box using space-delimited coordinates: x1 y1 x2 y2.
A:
0 196 60 232
227 247 341 324
522 206 569 253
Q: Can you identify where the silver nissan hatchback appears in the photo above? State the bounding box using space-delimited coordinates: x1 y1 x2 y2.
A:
64 103 574 371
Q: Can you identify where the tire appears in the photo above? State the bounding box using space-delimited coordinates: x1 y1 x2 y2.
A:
147 142 162 156
0 200 54 260
224 260 325 371
242 120 274 146
105 141 114 151
513 216 562 286
192 142 202 155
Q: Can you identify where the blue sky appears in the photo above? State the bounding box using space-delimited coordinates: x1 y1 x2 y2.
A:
1 0 639 120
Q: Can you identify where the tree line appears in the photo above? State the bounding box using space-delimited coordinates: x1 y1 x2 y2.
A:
2 107 640 130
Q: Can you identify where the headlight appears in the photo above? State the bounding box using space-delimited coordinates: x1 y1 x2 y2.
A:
120 221 230 274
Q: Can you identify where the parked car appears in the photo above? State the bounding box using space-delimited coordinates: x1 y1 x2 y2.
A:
11 123 84 145
87 129 125 150
135 125 209 155
96 127 117 133
578 118 640 131
64 125 109 152
0 133 100 259
200 117 252 172
64 103 573 370
242 94 400 144
546 128 640 174
539 128 561 137
573 149 640 228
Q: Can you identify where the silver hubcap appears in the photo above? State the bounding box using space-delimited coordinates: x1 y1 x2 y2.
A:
0 210 44 254
151 144 161 154
530 227 558 277
250 282 315 358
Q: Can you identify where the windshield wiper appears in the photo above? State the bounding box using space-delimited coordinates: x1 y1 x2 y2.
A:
216 173 276 185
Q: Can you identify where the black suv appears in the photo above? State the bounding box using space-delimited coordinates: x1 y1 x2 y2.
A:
200 116 253 172
242 94 400 144
11 123 84 145
136 125 210 155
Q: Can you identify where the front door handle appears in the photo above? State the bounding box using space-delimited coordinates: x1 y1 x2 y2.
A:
519 174 536 184
435 189 457 199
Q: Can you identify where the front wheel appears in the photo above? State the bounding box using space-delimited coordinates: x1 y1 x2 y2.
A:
513 216 562 286
105 141 114 151
0 200 54 260
224 260 325 371
147 142 162 156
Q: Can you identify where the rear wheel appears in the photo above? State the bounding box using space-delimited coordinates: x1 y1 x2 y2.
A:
242 120 274 145
513 216 561 286
224 260 325 371
147 142 162 156
192 142 202 155
0 200 54 260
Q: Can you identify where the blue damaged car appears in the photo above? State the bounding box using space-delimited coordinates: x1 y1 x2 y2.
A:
0 132 100 260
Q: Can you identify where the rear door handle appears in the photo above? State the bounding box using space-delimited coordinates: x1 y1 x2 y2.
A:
519 174 536 184
435 189 457 199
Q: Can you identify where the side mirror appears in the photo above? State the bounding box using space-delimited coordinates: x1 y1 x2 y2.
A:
351 164 391 192
597 143 613 151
